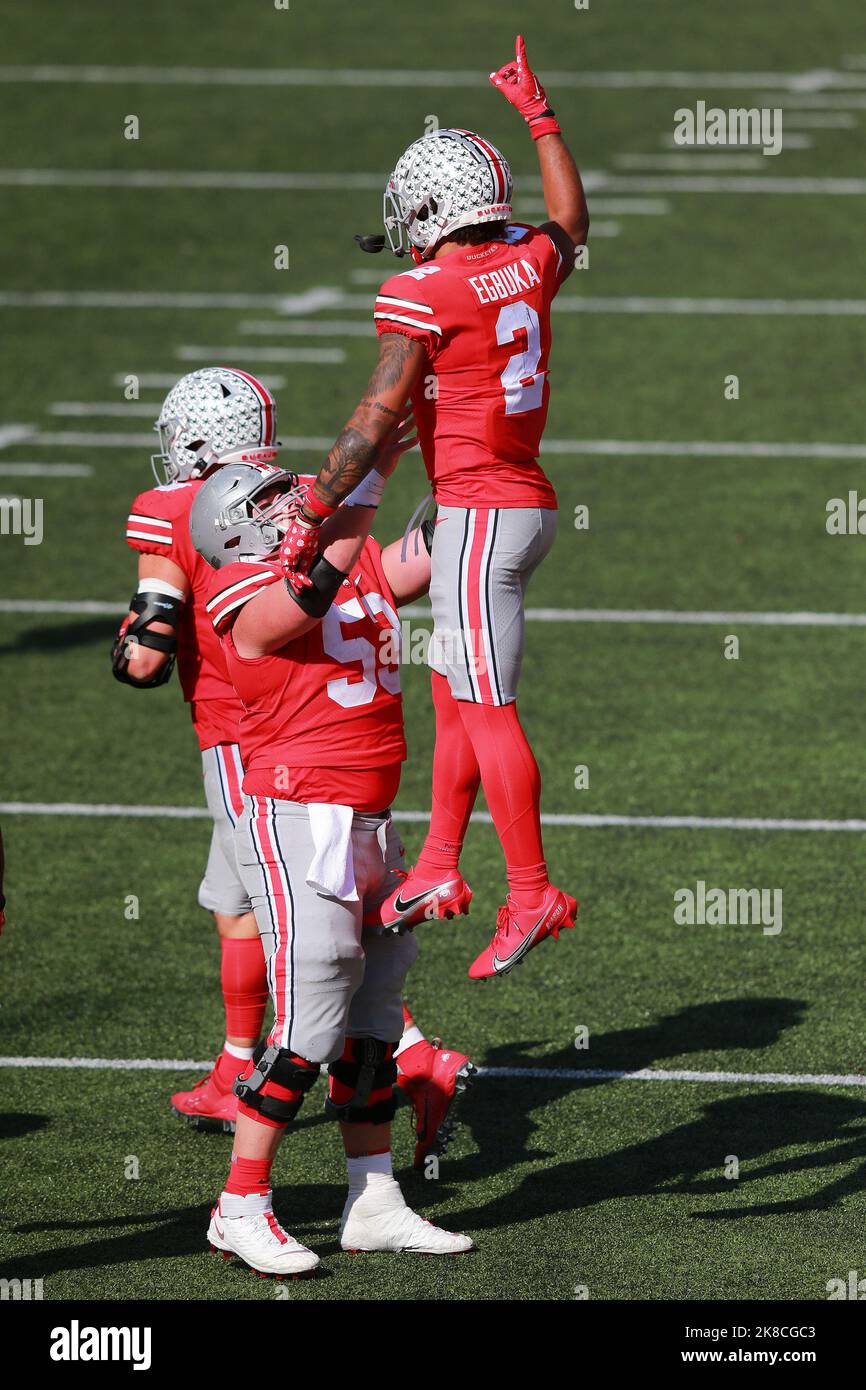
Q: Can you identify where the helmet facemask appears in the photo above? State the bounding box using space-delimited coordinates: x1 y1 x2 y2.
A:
220 474 305 562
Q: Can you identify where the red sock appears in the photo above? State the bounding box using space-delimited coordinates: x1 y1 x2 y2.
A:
224 1154 274 1198
213 1046 250 1094
415 673 481 881
220 936 268 1041
457 701 548 912
402 1002 415 1031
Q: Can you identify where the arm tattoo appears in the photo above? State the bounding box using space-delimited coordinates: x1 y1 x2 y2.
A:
367 334 417 392
359 396 399 419
306 334 422 513
311 427 379 510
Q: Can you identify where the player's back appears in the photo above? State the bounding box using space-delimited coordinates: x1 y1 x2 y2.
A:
374 223 568 509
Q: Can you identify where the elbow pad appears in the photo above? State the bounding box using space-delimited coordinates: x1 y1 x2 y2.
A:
111 589 182 688
285 554 348 619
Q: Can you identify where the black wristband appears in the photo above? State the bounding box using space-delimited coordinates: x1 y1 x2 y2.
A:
285 554 348 619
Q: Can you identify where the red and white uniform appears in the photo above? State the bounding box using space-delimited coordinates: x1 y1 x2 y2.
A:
374 222 567 510
126 480 249 914
207 538 406 813
126 480 243 751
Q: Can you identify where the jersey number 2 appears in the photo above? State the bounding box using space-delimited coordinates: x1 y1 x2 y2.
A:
496 301 544 415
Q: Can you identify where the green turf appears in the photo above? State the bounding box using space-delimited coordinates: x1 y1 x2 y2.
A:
2 0 866 1302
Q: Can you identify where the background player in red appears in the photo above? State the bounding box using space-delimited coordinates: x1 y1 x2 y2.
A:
279 36 588 978
190 436 474 1274
113 367 278 1129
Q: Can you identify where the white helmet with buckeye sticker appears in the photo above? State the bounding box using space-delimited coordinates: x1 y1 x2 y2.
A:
151 366 279 485
384 128 512 262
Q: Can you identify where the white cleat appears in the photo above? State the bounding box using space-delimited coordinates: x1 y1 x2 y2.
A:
340 1178 475 1256
207 1201 319 1278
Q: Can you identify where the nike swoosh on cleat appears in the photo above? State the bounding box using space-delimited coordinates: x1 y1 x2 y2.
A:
392 886 446 915
213 1220 225 1240
491 908 550 973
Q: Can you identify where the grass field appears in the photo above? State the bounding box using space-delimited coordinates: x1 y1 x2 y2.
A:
2 0 866 1303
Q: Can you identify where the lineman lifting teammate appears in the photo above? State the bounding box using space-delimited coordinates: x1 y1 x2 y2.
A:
280 37 589 977
114 370 469 1162
189 423 473 1274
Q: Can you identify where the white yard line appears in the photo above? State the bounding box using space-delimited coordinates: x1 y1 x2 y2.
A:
0 169 383 191
615 153 766 170
601 174 866 193
760 92 866 109
176 344 350 360
517 196 671 215
7 431 864 459
111 371 288 391
5 168 866 195
5 599 866 627
538 438 866 457
50 402 162 418
552 297 866 317
237 320 373 336
0 64 859 91
2 801 866 834
0 462 91 477
0 1055 862 1087
0 288 342 311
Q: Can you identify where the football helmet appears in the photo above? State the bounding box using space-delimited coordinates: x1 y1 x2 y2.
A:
151 367 279 485
189 460 304 569
384 128 512 261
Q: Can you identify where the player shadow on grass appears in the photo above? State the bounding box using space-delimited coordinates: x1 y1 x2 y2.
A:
0 619 115 657
5 1183 346 1283
0 1112 51 1141
443 1088 866 1233
449 996 807 1175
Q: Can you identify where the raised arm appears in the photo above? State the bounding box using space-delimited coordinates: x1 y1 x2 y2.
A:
490 34 589 275
311 335 425 512
278 334 424 585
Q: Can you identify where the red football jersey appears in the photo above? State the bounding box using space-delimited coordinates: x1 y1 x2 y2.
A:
374 223 567 509
126 480 243 750
207 538 406 811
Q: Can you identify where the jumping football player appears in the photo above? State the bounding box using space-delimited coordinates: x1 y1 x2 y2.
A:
279 36 588 978
114 368 278 1129
190 432 473 1274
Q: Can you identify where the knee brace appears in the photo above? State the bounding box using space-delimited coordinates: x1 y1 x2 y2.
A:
233 1041 320 1124
325 1037 399 1125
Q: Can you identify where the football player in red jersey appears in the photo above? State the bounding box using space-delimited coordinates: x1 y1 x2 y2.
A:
189 431 474 1275
113 367 279 1130
280 37 587 978
115 369 471 1160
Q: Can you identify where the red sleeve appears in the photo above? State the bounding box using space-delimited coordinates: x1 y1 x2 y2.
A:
361 535 399 614
373 268 444 358
206 562 283 633
126 488 178 559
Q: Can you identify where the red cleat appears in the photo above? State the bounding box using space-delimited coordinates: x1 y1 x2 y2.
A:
171 1070 238 1133
468 885 578 980
369 867 473 934
397 1038 476 1170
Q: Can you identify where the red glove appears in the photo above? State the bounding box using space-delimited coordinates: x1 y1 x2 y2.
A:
278 488 336 589
489 35 561 141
